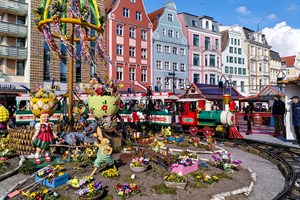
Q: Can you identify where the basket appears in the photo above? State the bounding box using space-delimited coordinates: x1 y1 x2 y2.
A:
165 181 187 189
79 190 104 200
30 97 58 117
88 95 120 119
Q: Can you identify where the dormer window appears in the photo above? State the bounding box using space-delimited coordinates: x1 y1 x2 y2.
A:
192 20 197 27
168 13 173 22
206 21 209 29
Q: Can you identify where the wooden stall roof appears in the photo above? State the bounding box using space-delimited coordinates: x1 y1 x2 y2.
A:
239 85 284 101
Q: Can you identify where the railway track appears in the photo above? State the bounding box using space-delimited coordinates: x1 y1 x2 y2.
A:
217 138 300 200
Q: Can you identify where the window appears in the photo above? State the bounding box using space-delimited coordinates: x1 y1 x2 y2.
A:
234 47 237 54
234 57 237 63
136 11 142 21
238 58 241 64
234 67 237 74
130 0 136 2
173 47 178 54
193 34 199 46
231 38 233 45
168 13 173 21
230 67 233 74
141 30 146 40
17 38 25 47
191 20 197 27
141 49 147 59
165 46 170 53
238 39 240 46
229 47 233 53
180 63 185 71
206 21 209 29
243 68 246 75
205 74 208 84
141 69 146 82
116 45 123 55
225 66 229 73
16 60 25 76
205 37 210 50
116 25 123 36
173 62 178 71
180 48 185 56
162 28 166 36
175 31 179 39
210 74 215 85
168 30 174 37
205 55 208 66
60 44 67 82
129 28 135 38
129 68 135 81
193 74 200 83
156 60 162 69
232 81 237 87
157 44 162 52
165 61 170 70
129 47 135 57
216 39 219 50
241 81 245 92
238 68 241 74
238 48 242 54
44 40 50 81
123 8 129 17
116 66 123 80
165 78 170 89
229 57 233 63
193 54 200 66
17 16 26 24
209 55 215 67
234 38 237 45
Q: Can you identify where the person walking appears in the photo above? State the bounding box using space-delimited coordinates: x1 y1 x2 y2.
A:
245 101 254 135
291 95 300 145
272 95 286 137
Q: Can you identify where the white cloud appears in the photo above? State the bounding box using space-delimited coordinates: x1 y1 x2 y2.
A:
287 5 296 11
262 22 300 56
236 6 251 15
266 13 277 20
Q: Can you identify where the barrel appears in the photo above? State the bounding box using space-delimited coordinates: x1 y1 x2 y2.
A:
252 113 262 127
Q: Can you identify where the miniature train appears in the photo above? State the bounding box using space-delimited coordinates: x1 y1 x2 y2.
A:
15 92 236 136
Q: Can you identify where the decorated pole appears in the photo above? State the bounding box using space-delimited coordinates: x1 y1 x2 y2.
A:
68 23 74 122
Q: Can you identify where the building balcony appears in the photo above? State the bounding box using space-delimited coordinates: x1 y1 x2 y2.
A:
0 21 27 37
258 55 268 61
0 45 27 59
0 0 28 14
203 44 220 52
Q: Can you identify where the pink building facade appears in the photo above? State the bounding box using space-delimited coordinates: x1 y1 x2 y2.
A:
177 13 222 84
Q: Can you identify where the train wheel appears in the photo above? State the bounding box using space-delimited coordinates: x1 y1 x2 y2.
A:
189 126 198 135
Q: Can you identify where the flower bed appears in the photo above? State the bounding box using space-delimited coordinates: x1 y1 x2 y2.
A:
101 166 119 178
164 172 187 189
75 181 104 200
212 151 242 173
115 183 140 198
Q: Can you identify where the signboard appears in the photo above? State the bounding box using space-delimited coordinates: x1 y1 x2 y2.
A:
0 82 29 90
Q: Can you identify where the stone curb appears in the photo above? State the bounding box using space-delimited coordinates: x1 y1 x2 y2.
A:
210 167 257 200
0 155 26 182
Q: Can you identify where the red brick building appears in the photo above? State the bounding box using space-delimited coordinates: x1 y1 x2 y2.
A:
105 0 153 93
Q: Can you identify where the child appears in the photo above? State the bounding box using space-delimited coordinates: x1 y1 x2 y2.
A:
32 112 58 164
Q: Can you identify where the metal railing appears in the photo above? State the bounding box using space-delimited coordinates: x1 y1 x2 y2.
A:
0 45 27 59
0 21 27 36
0 0 28 14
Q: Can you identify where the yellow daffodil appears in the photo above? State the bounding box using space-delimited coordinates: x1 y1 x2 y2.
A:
29 192 36 198
43 189 49 194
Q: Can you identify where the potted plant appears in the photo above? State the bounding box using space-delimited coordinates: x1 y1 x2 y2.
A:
129 157 149 173
115 183 140 198
75 181 104 200
27 188 59 200
164 172 187 189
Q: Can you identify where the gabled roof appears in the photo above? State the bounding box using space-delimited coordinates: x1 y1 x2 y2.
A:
239 85 284 101
270 50 281 61
281 55 296 67
148 7 164 31
193 83 244 100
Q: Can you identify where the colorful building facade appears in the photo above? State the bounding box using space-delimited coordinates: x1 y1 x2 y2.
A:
148 0 188 94
105 0 152 93
177 13 222 85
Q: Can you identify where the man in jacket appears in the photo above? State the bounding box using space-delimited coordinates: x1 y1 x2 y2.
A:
272 95 286 136
291 95 300 145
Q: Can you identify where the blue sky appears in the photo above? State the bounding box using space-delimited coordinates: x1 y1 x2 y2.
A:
144 0 300 30
144 0 300 56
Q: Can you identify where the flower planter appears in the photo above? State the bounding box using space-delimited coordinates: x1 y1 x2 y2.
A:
79 191 103 200
35 173 69 188
88 95 120 119
30 97 58 117
129 165 148 173
170 161 198 175
165 181 187 189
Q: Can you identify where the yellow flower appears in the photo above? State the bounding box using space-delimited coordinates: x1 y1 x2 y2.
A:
30 192 37 199
196 175 200 179
43 189 49 194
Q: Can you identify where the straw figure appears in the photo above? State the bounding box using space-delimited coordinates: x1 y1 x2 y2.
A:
90 127 114 177
32 112 58 164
